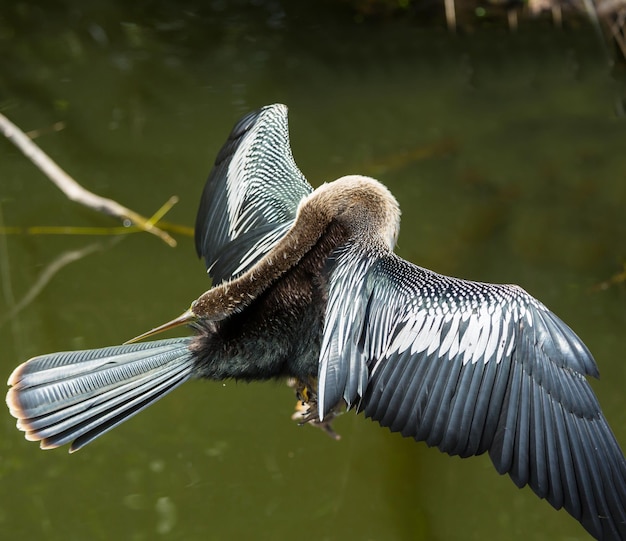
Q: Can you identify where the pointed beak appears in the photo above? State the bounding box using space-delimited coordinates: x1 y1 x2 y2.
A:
124 308 196 344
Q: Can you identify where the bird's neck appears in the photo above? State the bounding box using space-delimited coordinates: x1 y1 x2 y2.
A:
191 201 332 321
190 175 400 322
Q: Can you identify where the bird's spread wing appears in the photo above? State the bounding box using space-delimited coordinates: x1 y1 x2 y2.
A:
318 248 626 540
195 104 313 284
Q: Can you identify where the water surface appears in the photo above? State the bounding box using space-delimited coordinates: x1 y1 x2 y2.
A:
1 4 626 541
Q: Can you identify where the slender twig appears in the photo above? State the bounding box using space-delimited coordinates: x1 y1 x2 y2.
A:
26 121 66 140
0 112 177 247
581 0 614 64
0 242 107 326
444 0 456 31
0 196 193 238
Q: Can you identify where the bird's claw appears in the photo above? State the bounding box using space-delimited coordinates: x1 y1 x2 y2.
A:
288 378 343 440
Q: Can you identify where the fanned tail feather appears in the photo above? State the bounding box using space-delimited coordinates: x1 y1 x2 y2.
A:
6 338 194 452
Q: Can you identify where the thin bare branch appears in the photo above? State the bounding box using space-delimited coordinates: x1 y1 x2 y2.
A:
0 195 191 238
0 112 177 247
0 242 107 326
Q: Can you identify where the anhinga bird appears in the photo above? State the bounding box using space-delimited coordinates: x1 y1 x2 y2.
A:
6 104 626 540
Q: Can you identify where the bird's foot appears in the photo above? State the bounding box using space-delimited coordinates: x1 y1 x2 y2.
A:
287 378 342 440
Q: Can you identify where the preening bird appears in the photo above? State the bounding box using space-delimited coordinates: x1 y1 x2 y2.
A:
6 104 626 540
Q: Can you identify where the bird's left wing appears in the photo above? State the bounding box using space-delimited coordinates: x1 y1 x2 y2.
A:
318 248 626 540
195 104 313 284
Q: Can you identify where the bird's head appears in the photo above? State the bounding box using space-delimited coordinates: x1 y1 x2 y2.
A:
305 175 401 250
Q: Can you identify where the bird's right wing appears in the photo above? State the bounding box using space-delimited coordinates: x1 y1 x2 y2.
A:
318 248 626 541
195 104 313 284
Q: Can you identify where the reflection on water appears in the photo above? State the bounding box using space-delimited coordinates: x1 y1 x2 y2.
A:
1 4 626 541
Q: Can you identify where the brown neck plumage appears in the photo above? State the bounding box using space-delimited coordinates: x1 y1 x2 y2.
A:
191 174 400 321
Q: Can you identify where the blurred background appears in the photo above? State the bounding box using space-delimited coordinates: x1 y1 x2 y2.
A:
1 1 625 540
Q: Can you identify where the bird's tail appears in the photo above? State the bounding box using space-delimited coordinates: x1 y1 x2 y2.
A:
6 338 194 452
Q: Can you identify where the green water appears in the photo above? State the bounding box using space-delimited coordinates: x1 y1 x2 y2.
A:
1 3 625 540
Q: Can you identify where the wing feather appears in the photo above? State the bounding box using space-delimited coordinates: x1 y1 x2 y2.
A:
539 388 561 505
440 352 481 454
194 104 312 283
318 249 626 540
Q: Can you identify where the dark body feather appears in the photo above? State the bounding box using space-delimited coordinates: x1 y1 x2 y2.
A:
190 220 349 382
6 104 626 541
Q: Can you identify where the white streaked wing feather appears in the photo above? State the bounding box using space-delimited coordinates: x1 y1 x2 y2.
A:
195 104 313 283
439 311 461 358
229 221 293 277
335 252 625 540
